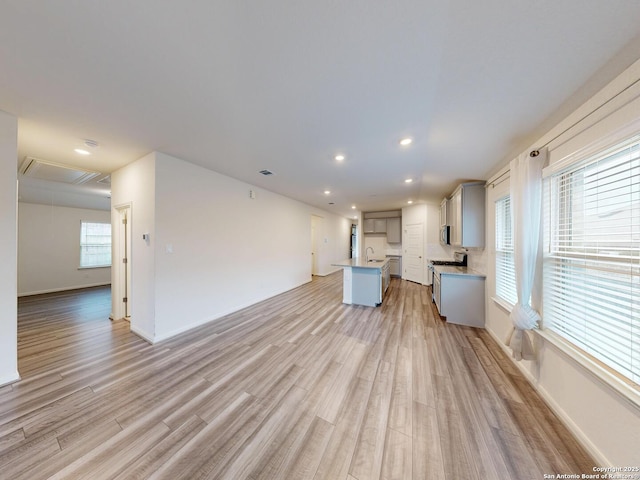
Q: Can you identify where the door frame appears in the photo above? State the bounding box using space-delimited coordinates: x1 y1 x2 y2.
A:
112 202 132 321
311 214 323 276
403 222 425 284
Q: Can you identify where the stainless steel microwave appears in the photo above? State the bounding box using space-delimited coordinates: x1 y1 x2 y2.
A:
440 225 450 245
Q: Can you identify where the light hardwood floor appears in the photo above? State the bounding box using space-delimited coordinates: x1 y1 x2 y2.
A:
2 274 593 479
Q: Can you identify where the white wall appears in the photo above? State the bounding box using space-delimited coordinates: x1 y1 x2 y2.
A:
111 152 157 341
17 203 111 296
310 209 352 277
485 58 640 465
0 111 18 386
112 151 350 343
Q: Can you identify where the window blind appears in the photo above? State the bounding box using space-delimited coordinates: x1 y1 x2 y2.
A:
80 221 112 268
495 195 517 306
543 134 640 385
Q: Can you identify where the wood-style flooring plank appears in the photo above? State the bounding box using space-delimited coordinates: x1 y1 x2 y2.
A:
0 276 595 479
412 401 445 480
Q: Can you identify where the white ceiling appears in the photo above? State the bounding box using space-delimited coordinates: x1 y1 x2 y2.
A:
2 1 640 217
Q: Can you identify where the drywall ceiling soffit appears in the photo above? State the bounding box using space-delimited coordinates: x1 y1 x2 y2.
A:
19 157 101 185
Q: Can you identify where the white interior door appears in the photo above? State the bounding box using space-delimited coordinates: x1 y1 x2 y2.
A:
114 205 132 320
121 208 131 318
403 223 424 284
311 215 321 275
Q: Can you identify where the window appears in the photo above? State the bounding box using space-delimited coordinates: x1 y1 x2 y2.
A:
80 221 112 268
495 195 517 305
543 134 640 385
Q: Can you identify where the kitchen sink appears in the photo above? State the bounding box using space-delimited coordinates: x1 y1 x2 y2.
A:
368 259 384 263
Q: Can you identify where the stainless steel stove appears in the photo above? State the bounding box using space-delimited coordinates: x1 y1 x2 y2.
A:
428 251 467 267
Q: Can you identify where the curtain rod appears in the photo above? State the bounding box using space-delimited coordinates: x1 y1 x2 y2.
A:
529 76 640 158
486 169 509 188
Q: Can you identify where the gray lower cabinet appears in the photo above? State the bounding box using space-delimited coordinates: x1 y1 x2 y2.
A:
352 268 382 306
387 256 401 277
438 271 485 327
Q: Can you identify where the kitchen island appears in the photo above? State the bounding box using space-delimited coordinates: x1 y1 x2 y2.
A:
332 258 390 307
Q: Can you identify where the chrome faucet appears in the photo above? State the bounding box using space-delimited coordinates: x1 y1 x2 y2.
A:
365 246 374 262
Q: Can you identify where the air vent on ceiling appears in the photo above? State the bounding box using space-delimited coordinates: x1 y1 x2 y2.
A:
97 175 111 185
259 169 275 176
19 157 101 185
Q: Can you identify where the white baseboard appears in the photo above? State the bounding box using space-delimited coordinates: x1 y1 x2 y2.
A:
0 371 20 387
314 267 342 277
130 325 155 344
18 282 111 297
153 279 312 343
484 327 609 467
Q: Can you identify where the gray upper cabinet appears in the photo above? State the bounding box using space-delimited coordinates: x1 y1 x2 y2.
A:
440 198 449 227
363 218 375 233
363 210 400 236
450 182 485 248
373 219 387 234
386 217 401 243
363 218 386 233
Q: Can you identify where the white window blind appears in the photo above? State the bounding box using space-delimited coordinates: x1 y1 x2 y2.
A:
495 195 517 306
543 134 640 385
80 221 112 268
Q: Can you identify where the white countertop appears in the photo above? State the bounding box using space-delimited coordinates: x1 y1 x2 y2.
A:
332 257 390 269
434 265 486 278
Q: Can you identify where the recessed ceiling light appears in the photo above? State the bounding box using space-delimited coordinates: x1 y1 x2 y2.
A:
407 200 413 204
399 138 413 146
84 139 100 149
74 148 90 155
405 178 413 183
335 154 345 161
324 190 331 195
259 169 274 176
351 205 356 209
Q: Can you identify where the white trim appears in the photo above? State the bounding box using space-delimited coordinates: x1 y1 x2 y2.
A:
0 372 20 388
311 266 342 277
535 328 640 412
543 119 640 177
486 164 511 187
488 303 640 417
17 282 111 297
130 324 155 344
491 296 513 314
538 58 640 158
153 279 312 343
484 327 610 467
111 202 132 324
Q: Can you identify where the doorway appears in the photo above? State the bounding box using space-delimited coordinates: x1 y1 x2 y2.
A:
113 204 132 320
403 223 424 283
311 214 323 276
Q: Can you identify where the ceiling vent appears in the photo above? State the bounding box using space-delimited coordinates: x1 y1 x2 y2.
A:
19 157 101 184
97 175 111 185
259 169 275 176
